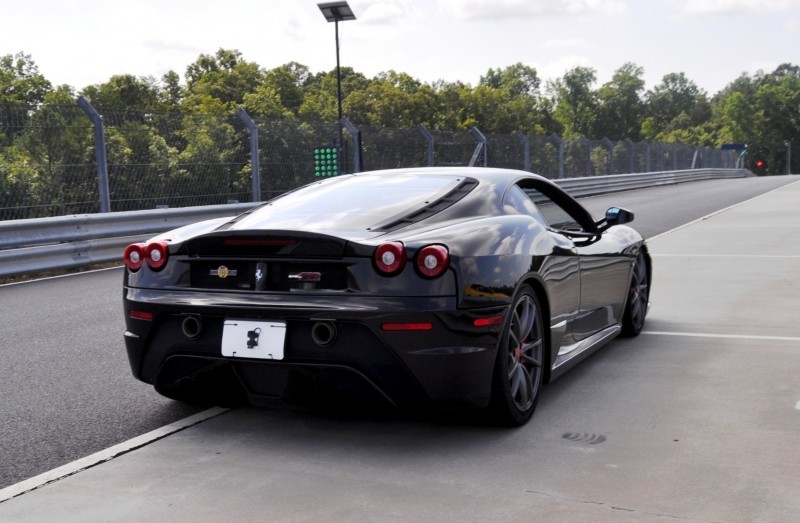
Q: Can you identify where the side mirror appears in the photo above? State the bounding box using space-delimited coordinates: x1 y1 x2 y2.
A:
597 207 634 232
605 207 634 226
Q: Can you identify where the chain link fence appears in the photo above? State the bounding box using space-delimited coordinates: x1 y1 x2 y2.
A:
0 101 738 221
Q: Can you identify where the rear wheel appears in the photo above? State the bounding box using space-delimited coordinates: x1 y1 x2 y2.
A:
621 251 649 337
490 285 545 426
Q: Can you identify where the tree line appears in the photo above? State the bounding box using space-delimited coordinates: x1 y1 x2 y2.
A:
0 49 797 218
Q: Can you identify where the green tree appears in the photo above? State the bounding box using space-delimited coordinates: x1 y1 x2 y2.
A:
1 53 53 148
480 63 540 97
0 52 52 105
183 49 265 112
548 66 598 137
82 74 160 110
263 62 312 117
159 70 184 110
642 72 711 141
595 62 645 141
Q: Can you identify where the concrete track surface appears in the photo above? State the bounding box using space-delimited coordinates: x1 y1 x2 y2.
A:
1 179 799 522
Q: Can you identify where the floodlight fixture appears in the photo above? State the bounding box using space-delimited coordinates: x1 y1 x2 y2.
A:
317 1 356 172
318 1 356 23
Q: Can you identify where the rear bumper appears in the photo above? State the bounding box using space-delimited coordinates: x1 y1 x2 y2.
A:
124 288 507 409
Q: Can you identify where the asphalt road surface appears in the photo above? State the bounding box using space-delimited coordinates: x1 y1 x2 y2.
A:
0 175 795 490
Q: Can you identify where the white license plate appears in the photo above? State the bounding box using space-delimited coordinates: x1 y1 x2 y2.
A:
221 320 286 360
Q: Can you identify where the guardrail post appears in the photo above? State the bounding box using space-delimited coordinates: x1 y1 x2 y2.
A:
516 131 530 171
340 116 362 173
469 127 488 167
418 124 434 167
76 96 111 213
236 109 262 203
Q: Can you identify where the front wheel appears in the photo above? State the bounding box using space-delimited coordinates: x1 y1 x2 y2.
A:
621 251 650 337
490 285 545 426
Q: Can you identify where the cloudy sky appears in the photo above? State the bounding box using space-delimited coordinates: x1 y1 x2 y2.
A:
2 0 798 96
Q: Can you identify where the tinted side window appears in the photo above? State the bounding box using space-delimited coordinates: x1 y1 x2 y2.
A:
503 185 548 227
522 187 582 231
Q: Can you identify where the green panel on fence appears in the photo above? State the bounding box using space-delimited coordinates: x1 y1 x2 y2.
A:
314 147 340 177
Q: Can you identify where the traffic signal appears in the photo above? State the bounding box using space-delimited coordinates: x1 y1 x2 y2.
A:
314 147 340 177
753 158 767 175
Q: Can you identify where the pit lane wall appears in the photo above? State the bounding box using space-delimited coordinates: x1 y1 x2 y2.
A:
0 169 751 278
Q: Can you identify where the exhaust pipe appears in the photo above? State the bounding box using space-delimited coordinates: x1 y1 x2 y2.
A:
182 316 203 339
311 321 337 346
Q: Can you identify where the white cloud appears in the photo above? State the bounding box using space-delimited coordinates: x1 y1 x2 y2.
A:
536 55 594 83
662 0 795 15
436 0 626 20
545 38 589 48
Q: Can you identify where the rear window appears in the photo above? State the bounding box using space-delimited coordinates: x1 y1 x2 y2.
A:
233 174 466 231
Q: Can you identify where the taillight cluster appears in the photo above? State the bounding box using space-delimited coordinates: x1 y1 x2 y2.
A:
373 242 450 278
124 241 169 272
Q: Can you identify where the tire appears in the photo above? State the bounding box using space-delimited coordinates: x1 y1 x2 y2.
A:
621 251 650 337
490 285 545 427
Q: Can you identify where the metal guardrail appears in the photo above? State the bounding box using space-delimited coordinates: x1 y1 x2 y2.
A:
556 168 751 197
0 169 751 278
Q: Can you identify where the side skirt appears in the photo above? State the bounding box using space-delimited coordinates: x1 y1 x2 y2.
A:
549 324 621 381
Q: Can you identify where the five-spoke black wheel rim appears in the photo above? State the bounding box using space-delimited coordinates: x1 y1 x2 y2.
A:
628 253 649 331
504 293 544 412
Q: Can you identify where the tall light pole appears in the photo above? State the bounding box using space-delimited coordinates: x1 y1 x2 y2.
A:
318 1 356 172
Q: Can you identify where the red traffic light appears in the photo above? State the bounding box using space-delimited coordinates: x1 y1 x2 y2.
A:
756 160 764 167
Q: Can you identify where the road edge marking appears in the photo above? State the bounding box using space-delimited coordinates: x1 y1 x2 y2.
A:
0 407 230 504
643 331 800 343
0 265 124 287
647 178 800 243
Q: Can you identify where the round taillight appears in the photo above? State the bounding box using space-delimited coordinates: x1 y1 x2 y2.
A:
416 245 449 278
374 242 406 275
145 242 169 270
124 243 145 272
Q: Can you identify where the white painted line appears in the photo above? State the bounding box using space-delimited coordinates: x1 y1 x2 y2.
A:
647 178 800 243
0 407 230 503
650 254 800 259
0 265 123 287
644 331 800 343
689 224 800 228
796 401 800 411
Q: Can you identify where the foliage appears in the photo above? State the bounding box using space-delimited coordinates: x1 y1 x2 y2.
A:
1 49 799 219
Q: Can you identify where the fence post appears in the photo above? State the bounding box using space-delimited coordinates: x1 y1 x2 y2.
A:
236 109 261 203
627 140 635 174
672 144 678 170
418 124 434 167
550 134 564 178
76 96 111 213
516 131 530 171
469 127 488 167
601 138 614 175
340 116 362 173
582 136 592 177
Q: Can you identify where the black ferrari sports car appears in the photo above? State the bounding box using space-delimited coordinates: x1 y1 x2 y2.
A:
123 167 650 426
